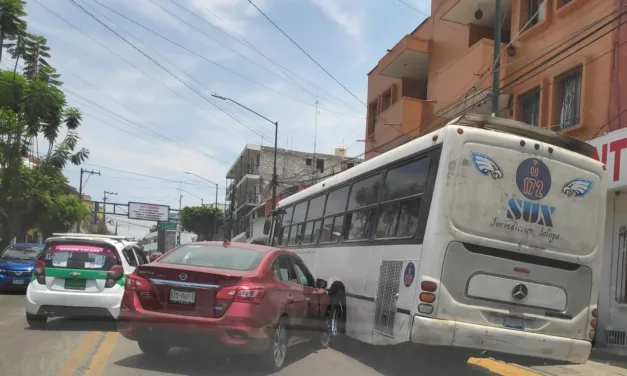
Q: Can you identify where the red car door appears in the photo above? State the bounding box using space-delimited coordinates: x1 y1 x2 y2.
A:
292 257 321 332
272 255 304 324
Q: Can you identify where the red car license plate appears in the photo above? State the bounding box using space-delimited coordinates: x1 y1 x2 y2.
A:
169 289 196 305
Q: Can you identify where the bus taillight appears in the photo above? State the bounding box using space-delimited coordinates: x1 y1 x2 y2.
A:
421 281 437 292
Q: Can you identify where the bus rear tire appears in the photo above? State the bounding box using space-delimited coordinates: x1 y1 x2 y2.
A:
329 290 346 348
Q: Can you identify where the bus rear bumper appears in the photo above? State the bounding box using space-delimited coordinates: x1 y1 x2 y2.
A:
410 315 591 364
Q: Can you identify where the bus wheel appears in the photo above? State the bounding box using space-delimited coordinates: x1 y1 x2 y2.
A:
329 291 346 347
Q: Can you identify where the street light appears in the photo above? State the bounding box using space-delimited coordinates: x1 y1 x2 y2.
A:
211 93 279 212
183 172 219 240
179 188 204 206
183 172 218 209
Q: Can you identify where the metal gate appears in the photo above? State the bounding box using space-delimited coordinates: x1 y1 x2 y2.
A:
373 260 403 337
615 226 627 304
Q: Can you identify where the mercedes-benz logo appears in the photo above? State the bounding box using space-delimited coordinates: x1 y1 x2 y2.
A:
512 283 528 301
179 273 188 281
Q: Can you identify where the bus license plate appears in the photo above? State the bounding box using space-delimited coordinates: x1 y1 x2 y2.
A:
502 316 524 330
169 289 196 305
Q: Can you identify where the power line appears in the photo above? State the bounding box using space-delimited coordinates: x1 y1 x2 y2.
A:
31 0 238 137
153 0 359 114
86 0 363 119
282 12 625 182
69 0 274 145
2 57 235 165
174 0 363 113
247 0 366 107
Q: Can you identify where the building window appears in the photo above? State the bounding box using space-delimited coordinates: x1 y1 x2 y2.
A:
305 158 312 166
519 87 540 126
316 159 324 173
556 66 582 129
382 90 392 111
528 0 546 26
347 162 355 169
367 101 378 136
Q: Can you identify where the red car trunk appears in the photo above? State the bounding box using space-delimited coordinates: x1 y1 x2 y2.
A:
136 264 246 318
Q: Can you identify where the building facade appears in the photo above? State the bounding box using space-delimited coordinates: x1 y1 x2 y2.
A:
365 0 623 160
225 145 361 240
590 128 627 349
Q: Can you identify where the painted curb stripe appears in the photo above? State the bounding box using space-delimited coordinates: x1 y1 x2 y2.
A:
467 358 542 376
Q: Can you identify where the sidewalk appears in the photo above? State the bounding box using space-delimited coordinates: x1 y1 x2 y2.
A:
467 348 627 375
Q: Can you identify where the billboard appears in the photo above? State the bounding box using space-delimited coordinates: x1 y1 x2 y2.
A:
128 202 170 221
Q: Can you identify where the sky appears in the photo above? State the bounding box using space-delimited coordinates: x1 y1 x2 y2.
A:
8 0 431 238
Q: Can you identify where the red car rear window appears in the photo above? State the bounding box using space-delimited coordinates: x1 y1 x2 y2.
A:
43 243 119 270
159 244 264 271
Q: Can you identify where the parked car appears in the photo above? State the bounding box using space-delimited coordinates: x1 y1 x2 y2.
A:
118 240 331 371
25 233 148 328
0 243 45 291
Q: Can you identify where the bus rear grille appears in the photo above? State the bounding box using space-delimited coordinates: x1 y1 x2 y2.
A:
374 260 403 337
605 330 627 346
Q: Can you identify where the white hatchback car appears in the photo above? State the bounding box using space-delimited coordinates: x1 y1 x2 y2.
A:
25 233 148 328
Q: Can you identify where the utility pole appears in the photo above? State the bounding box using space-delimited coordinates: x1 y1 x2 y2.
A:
102 191 117 227
491 0 502 117
178 193 183 245
313 92 319 183
77 169 100 232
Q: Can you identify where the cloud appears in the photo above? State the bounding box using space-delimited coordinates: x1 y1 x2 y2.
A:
308 0 365 38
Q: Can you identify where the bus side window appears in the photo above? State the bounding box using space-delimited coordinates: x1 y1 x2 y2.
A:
375 157 429 239
320 185 349 243
344 173 382 241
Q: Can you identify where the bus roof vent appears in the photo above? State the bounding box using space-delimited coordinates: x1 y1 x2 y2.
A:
449 114 595 158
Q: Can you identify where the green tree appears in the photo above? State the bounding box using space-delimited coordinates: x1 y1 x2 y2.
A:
38 193 89 239
0 10 89 248
0 0 26 64
180 206 223 241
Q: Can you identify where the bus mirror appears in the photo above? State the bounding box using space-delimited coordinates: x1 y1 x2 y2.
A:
316 278 328 289
263 219 271 235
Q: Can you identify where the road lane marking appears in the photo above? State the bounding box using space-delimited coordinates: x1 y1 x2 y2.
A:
55 331 102 376
467 357 542 375
84 332 119 376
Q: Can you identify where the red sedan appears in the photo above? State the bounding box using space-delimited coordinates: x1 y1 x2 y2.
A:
118 241 331 371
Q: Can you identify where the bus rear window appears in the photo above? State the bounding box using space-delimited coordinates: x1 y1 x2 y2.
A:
43 244 119 270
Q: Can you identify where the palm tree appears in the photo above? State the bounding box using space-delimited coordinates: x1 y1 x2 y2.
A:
4 30 28 79
0 0 26 64
23 34 50 80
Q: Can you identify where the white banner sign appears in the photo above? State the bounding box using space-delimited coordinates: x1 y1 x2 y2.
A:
128 202 170 221
589 127 627 190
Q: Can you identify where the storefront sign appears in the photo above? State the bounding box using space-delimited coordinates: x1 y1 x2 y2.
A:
590 128 627 190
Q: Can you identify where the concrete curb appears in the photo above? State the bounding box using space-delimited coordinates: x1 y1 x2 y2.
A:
467 358 543 375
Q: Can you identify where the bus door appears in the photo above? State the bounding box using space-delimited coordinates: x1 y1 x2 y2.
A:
373 259 419 341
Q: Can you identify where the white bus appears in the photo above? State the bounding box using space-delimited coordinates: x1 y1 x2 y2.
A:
266 114 606 363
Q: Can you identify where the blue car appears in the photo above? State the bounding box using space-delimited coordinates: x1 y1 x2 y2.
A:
0 243 45 291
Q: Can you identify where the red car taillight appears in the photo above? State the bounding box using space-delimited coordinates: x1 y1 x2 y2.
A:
105 265 123 288
125 273 151 292
33 260 45 284
214 284 266 317
234 285 266 304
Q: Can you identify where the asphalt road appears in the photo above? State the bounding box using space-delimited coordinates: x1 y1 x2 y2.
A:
0 292 494 376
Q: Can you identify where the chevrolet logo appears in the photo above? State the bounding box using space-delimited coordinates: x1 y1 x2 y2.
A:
69 272 81 277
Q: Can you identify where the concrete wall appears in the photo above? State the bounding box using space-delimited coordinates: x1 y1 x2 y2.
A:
259 146 352 183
